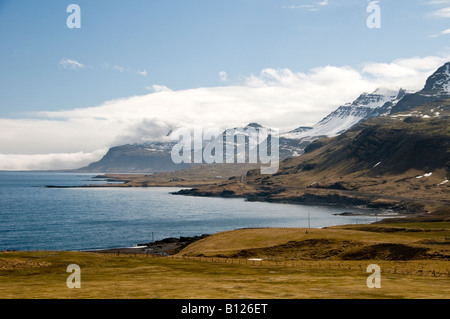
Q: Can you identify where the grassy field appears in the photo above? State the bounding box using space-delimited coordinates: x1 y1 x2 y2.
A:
0 223 449 299
0 250 449 299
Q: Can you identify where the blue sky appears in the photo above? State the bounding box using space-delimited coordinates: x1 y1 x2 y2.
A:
1 0 449 114
1 0 450 169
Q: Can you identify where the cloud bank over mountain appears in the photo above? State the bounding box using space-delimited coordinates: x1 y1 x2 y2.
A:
1 54 449 170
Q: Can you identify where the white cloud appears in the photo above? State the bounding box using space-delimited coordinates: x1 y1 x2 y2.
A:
113 65 127 72
425 0 450 24
0 149 108 171
282 0 329 11
2 54 450 170
427 0 450 18
0 118 120 154
100 62 148 76
146 84 172 92
59 59 148 75
219 71 228 81
361 55 450 89
429 28 450 37
432 6 450 17
101 63 128 73
59 58 85 70
137 69 148 76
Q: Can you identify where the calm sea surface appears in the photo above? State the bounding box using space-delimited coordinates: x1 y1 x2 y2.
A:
0 172 381 251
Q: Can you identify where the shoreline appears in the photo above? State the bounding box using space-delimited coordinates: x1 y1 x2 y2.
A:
45 183 411 220
3 219 449 258
44 176 438 223
3 222 449 262
32 173 449 254
85 234 210 256
0 235 211 256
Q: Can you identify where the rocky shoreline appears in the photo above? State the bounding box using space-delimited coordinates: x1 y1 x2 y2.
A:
173 185 450 224
171 187 425 219
89 234 210 256
45 170 448 224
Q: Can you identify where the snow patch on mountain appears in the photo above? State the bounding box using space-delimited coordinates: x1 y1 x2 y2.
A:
442 64 450 93
281 88 404 140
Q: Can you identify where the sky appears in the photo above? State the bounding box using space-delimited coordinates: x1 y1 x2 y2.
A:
1 0 450 170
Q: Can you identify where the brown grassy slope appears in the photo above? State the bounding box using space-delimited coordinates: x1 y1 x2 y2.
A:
177 224 450 261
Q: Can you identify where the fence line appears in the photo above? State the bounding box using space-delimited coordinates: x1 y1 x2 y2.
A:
91 251 450 278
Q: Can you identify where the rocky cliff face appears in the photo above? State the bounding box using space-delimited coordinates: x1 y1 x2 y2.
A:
423 62 450 93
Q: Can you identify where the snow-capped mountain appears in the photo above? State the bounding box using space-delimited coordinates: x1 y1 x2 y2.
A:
392 62 450 113
78 122 283 172
79 62 450 173
77 142 189 173
77 89 409 172
206 122 286 162
222 123 265 161
423 62 450 93
280 62 450 156
281 88 406 141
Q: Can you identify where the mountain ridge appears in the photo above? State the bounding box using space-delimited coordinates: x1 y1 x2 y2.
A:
171 62 450 219
77 88 407 173
174 100 450 218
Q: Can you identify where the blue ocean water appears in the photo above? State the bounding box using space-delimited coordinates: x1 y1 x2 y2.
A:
0 172 381 251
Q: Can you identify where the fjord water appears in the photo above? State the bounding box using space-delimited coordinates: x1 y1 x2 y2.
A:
0 172 380 251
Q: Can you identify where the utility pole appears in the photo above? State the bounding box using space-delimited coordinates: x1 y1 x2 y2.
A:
308 212 311 229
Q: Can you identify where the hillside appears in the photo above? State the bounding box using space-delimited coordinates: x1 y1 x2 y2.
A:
176 223 450 261
76 142 192 173
174 100 450 219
